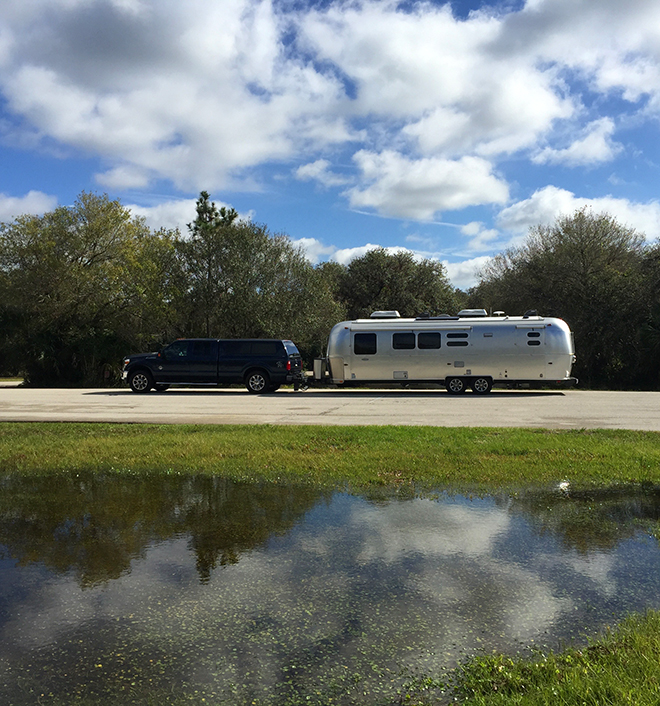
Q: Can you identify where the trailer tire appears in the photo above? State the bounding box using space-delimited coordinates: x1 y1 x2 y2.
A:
471 377 493 394
446 376 467 394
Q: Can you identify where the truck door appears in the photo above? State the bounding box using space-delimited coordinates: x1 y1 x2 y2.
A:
187 339 219 383
217 340 252 384
157 339 192 383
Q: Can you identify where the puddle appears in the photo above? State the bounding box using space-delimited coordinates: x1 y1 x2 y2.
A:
1 474 660 704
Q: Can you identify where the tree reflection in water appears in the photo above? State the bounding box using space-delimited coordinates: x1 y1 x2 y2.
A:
0 473 326 586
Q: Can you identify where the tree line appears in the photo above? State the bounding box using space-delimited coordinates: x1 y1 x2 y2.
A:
0 191 460 386
0 191 658 389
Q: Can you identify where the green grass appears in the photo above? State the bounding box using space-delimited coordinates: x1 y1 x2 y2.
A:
446 611 660 705
1 422 659 492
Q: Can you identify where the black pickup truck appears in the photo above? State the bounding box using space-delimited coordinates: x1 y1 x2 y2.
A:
122 338 304 393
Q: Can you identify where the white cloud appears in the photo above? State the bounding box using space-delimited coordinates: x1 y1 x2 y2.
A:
460 221 501 252
0 190 58 221
497 185 660 241
1 0 660 247
443 256 493 290
126 199 198 232
332 242 410 266
301 1 572 158
533 118 622 167
96 165 152 189
126 196 251 233
0 0 349 191
348 151 509 220
290 236 336 264
294 159 350 187
293 233 488 289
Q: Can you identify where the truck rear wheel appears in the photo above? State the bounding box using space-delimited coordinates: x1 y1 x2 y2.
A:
129 370 153 393
245 370 270 394
471 377 493 394
446 376 467 394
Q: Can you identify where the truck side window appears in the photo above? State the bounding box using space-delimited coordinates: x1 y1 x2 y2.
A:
392 332 415 349
190 340 215 359
164 340 189 359
418 332 440 349
354 333 377 355
222 341 251 356
252 341 280 357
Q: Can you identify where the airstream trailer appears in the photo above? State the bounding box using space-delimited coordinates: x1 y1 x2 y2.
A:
313 310 577 393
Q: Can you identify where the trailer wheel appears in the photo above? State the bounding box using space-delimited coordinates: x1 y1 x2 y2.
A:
471 377 493 394
446 377 467 394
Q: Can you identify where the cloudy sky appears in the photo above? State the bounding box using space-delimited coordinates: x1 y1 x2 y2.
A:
2 0 660 288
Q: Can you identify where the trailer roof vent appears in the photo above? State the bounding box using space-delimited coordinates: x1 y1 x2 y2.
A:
457 309 488 318
370 310 401 318
415 313 458 321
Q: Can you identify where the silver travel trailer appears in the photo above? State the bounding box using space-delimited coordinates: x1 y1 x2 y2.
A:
313 310 577 393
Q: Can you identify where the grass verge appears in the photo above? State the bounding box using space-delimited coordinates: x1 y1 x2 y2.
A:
1 422 659 492
445 610 660 705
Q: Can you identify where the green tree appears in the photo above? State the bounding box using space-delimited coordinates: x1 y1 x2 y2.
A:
174 192 343 362
470 208 647 387
0 192 177 385
638 244 660 389
337 248 459 320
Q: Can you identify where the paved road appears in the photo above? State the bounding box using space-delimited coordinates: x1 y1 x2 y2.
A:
0 383 659 429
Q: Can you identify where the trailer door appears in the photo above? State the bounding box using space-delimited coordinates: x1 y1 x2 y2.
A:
350 332 378 380
514 325 546 379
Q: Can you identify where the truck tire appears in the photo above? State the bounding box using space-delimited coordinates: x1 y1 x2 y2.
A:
471 377 493 394
446 376 467 394
245 369 270 394
129 369 153 393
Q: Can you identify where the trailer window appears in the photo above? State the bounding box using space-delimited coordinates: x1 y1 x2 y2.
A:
527 331 541 346
354 333 377 355
446 331 469 347
418 332 441 349
392 332 415 349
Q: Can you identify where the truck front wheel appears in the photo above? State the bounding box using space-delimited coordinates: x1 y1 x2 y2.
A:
129 370 153 393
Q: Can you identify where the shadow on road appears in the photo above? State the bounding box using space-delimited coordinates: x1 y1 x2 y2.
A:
87 388 566 399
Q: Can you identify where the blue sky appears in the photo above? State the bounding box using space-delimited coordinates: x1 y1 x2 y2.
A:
1 0 660 289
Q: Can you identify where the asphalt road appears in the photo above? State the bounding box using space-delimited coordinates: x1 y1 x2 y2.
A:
0 383 659 429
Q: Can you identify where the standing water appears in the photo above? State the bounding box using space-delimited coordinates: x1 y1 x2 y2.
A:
1 474 660 704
